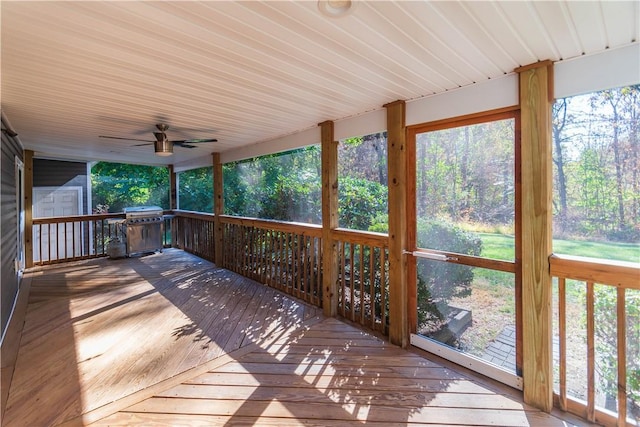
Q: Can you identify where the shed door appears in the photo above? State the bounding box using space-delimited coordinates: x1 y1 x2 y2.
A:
33 186 83 262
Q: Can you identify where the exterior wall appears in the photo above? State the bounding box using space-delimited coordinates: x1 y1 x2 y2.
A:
1 125 23 339
33 159 89 214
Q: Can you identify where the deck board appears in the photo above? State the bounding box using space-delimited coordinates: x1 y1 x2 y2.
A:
3 249 592 426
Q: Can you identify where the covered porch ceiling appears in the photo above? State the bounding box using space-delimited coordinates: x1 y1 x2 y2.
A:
2 1 638 168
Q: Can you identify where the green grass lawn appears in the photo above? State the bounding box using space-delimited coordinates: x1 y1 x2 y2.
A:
476 232 639 263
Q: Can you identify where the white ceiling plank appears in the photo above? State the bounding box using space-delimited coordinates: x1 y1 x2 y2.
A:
565 1 609 54
600 0 639 47
2 0 638 167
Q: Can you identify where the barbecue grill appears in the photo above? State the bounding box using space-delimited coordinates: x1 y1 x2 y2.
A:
123 206 164 256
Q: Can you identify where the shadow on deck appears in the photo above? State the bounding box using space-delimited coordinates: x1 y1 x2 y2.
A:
3 249 591 426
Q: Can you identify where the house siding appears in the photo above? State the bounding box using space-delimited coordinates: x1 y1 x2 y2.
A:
33 159 89 214
1 126 23 338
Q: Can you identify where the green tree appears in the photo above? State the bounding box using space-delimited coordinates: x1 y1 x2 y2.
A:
338 176 387 230
178 166 213 212
223 162 252 216
339 132 387 186
590 286 640 417
415 220 482 327
91 162 169 212
223 146 321 223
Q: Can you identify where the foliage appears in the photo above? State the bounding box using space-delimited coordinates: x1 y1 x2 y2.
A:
415 220 483 327
338 132 388 231
373 217 482 328
91 162 169 212
339 132 388 186
416 119 515 228
178 166 213 212
219 139 389 228
553 85 640 244
223 146 322 223
338 176 387 230
586 286 640 416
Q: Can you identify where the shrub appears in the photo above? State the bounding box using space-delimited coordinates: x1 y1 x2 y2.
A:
338 176 388 230
416 220 482 327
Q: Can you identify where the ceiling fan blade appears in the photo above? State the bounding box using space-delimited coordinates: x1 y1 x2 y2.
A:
172 138 218 144
173 142 198 148
99 135 154 143
132 143 154 147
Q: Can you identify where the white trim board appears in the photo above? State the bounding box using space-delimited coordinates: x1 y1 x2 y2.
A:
411 333 523 391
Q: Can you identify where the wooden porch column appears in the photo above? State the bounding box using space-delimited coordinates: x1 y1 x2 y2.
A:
213 152 224 266
24 150 33 269
168 164 177 210
320 121 338 317
385 100 408 348
517 60 554 412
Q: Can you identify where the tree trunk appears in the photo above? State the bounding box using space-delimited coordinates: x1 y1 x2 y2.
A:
552 99 569 233
609 100 626 231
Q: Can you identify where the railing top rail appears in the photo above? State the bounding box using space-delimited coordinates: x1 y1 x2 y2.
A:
220 214 322 236
550 253 639 290
32 213 126 224
171 210 215 220
332 227 389 247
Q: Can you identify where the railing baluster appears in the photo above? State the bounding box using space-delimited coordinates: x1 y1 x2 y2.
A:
616 287 626 427
369 245 375 329
340 241 346 317
267 230 273 286
48 223 52 262
310 236 317 305
359 243 365 324
36 224 40 263
350 241 356 322
586 281 595 422
558 277 567 411
285 232 291 292
63 222 67 259
302 235 309 302
380 248 386 334
279 231 285 290
296 234 302 299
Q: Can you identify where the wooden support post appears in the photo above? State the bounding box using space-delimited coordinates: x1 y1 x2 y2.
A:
213 153 224 266
24 150 33 269
320 121 338 317
385 100 408 348
168 164 177 210
516 60 554 413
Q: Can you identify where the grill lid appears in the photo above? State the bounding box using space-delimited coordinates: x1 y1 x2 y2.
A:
123 206 163 217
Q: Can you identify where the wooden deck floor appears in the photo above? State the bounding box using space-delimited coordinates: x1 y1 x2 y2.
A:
3 249 591 426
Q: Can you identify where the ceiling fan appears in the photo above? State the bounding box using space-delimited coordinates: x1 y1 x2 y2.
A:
99 124 217 156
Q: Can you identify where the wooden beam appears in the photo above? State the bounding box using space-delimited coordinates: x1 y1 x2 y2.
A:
24 150 33 269
385 100 408 348
168 165 177 210
213 153 224 267
320 121 338 318
406 126 418 336
518 61 553 412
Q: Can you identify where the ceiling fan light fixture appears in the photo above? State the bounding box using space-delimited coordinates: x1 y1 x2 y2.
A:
154 140 173 156
318 0 355 17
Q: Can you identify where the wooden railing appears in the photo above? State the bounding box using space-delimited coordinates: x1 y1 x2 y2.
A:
220 215 323 307
334 228 389 335
31 211 392 334
32 213 125 265
551 254 639 426
171 211 215 262
29 211 637 425
171 212 390 335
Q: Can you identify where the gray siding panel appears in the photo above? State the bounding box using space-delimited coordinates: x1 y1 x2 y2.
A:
34 159 88 214
1 125 23 337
